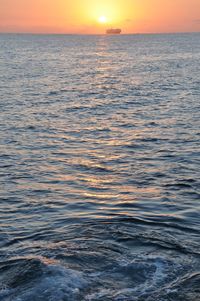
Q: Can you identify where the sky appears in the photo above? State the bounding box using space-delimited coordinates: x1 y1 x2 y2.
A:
0 0 200 34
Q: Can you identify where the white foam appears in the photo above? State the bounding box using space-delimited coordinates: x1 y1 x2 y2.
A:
10 264 87 301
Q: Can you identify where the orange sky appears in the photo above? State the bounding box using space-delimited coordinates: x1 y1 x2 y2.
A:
0 0 200 34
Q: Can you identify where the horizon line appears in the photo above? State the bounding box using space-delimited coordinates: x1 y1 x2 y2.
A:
0 30 200 36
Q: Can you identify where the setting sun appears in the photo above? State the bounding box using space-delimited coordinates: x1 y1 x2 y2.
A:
98 16 107 24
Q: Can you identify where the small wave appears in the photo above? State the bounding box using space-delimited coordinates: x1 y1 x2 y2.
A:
0 257 87 301
0 243 199 301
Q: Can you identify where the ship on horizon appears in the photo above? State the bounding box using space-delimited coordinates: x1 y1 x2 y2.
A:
106 28 121 34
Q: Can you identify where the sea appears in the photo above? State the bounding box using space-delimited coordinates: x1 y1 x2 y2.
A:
0 33 200 301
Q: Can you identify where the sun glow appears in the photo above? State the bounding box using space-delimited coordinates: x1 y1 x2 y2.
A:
98 16 107 23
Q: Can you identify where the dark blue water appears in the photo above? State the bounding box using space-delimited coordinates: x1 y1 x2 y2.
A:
0 33 200 300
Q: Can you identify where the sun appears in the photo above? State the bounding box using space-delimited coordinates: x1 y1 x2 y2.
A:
98 16 107 24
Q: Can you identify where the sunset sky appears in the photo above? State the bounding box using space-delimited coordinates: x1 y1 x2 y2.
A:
0 0 200 34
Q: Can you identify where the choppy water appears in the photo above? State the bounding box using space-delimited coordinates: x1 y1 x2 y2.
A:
0 33 200 301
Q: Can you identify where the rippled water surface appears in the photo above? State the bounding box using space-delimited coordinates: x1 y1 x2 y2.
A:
0 33 200 300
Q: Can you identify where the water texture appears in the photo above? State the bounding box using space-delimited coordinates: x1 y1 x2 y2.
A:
0 33 200 300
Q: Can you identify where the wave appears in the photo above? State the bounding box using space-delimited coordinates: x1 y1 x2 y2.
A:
0 252 199 301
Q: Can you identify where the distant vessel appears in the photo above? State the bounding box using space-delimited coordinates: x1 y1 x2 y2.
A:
106 28 121 34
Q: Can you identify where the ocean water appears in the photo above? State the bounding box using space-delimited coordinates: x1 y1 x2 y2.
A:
0 33 200 301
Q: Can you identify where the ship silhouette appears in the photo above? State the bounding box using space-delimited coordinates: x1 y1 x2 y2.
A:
106 28 121 34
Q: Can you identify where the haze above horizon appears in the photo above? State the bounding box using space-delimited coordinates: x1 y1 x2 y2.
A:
0 0 200 34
